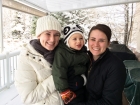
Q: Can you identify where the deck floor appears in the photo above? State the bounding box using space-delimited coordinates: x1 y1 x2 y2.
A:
0 85 24 105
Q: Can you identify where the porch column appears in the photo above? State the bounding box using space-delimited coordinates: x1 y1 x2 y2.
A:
0 0 3 53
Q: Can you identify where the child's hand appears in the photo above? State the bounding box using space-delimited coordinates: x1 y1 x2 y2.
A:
60 89 76 104
68 75 84 91
67 67 85 91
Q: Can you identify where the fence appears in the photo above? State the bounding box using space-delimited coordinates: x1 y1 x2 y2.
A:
0 50 20 92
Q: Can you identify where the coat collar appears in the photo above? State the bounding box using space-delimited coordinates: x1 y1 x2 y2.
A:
21 42 52 68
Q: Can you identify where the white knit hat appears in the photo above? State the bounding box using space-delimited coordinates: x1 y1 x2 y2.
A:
63 24 85 47
36 15 61 37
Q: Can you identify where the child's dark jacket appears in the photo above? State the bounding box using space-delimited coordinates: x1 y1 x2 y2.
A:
52 40 89 92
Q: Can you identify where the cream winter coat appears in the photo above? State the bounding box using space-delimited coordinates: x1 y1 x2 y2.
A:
14 43 64 105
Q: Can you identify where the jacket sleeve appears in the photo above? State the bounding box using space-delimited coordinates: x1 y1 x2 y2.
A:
52 50 69 92
14 54 57 104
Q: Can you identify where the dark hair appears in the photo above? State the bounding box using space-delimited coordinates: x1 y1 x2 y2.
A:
88 24 112 42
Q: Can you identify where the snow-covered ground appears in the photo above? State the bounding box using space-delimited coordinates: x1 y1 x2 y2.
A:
3 38 30 52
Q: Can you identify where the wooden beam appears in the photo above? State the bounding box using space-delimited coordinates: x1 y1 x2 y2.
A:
2 0 47 17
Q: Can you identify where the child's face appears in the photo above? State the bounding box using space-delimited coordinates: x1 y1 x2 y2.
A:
68 33 84 50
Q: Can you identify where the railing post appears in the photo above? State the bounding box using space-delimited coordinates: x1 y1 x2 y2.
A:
6 52 10 88
0 50 20 91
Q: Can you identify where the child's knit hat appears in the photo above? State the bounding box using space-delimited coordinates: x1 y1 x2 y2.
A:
63 24 85 47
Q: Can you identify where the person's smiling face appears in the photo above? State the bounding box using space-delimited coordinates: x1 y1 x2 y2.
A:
38 30 60 51
88 29 110 60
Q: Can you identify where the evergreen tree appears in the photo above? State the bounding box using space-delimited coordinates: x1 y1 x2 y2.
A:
11 11 24 39
31 16 39 36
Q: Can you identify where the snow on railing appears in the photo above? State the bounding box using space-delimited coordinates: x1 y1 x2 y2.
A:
0 50 20 92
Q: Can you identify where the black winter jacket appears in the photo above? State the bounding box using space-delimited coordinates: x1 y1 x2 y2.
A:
76 48 126 105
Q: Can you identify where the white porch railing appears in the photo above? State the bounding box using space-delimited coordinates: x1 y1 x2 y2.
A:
0 50 20 92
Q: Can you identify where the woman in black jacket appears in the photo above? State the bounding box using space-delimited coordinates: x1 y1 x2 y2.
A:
76 24 126 105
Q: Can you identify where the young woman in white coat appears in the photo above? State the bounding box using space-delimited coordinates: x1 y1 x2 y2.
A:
14 16 64 105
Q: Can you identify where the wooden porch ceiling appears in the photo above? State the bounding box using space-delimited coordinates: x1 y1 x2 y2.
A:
2 0 47 17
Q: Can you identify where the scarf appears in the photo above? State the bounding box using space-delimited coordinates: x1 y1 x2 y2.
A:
30 39 55 64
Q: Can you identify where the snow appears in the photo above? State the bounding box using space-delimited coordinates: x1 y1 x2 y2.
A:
1 3 140 105
3 38 30 52
0 85 23 105
2 4 140 52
